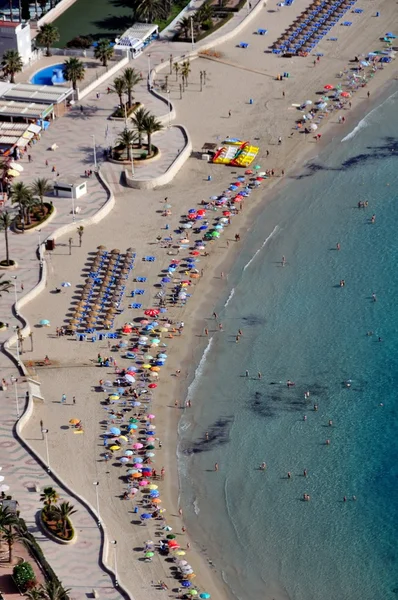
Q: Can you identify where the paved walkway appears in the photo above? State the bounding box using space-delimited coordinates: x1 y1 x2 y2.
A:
0 1 262 596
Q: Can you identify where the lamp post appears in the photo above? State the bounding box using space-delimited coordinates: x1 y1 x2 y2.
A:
11 275 17 314
12 325 20 367
13 377 20 419
167 89 171 128
91 135 97 169
147 54 151 88
93 481 100 525
71 194 75 223
42 428 50 472
190 17 195 51
38 229 42 260
110 540 118 587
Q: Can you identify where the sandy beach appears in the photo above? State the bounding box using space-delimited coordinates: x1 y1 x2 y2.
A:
20 0 398 598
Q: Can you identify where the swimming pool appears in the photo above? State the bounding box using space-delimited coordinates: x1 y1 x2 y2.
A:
30 63 66 86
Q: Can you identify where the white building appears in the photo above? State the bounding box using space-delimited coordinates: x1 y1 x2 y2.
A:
0 20 32 65
114 23 159 59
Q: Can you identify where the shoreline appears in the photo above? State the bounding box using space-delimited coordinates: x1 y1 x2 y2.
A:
19 6 398 599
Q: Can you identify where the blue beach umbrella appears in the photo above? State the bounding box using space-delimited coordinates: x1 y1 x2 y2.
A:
141 513 152 520
150 490 160 497
200 225 208 230
162 277 171 283
146 430 155 436
110 427 121 435
200 594 211 599
158 353 167 358
182 581 191 588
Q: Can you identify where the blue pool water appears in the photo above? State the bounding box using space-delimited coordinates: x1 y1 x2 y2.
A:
179 87 398 600
30 63 65 86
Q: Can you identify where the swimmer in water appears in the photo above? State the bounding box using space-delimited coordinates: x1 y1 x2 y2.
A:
282 256 286 267
372 293 377 302
260 462 267 471
371 214 376 223
328 420 333 427
336 242 341 251
303 415 307 421
340 279 345 287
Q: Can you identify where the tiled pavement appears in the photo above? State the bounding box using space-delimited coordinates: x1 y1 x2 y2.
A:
0 2 261 596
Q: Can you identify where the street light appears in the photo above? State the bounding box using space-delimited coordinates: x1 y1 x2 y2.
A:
190 17 195 51
110 540 118 586
93 481 100 525
12 325 20 366
11 275 17 313
42 428 50 472
167 89 171 128
147 54 151 88
91 135 97 169
37 229 42 260
12 377 20 419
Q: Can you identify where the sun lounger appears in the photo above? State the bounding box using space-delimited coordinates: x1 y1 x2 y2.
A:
239 42 249 48
257 29 268 35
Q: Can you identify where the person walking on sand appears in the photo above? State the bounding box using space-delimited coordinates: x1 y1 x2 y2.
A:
204 328 209 336
213 312 218 320
278 136 282 145
228 110 232 118
219 323 223 331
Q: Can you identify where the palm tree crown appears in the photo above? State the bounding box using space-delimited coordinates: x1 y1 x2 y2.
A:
132 0 167 22
116 128 138 161
0 274 11 297
0 212 12 265
63 58 85 91
131 107 150 147
142 114 164 156
31 177 52 206
1 50 23 84
36 24 60 57
122 67 141 109
94 39 114 67
40 486 59 509
38 580 71 600
111 76 126 108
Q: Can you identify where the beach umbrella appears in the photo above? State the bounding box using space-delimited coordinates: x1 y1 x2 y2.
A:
109 395 120 401
177 560 188 566
324 84 334 90
199 594 211 599
132 401 141 407
109 445 120 451
148 383 157 389
119 457 130 463
69 418 80 425
132 472 142 478
128 424 138 430
145 551 155 557
189 589 198 595
147 414 156 419
174 550 186 556
152 499 162 504
186 574 196 580
139 480 149 486
133 443 143 449
124 450 134 456
181 581 192 588
133 456 144 463
39 319 50 326
150 490 160 498
61 282 71 287
110 427 121 435
166 533 176 539
168 540 179 547
146 452 155 457
141 513 152 520
146 444 155 450
148 484 158 490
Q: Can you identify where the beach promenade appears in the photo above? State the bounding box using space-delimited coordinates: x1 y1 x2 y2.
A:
0 0 397 598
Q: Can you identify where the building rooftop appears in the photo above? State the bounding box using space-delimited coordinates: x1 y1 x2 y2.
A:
0 20 21 28
1 82 73 104
0 99 52 119
115 22 158 49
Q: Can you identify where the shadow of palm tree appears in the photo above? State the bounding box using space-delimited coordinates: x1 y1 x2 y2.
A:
93 14 135 33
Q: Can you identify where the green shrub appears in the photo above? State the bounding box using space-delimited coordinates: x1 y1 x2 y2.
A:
13 561 36 591
202 18 213 30
66 35 93 49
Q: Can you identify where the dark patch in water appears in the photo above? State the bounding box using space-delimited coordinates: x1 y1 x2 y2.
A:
241 314 267 326
248 382 330 418
181 416 234 455
293 136 398 180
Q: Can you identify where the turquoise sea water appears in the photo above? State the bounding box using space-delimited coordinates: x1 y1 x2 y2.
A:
178 87 398 600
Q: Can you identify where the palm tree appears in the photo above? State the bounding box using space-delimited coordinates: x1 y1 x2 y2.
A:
10 181 32 225
30 177 51 207
94 39 114 67
178 16 192 39
0 506 18 532
143 114 164 156
1 50 23 84
38 581 70 600
36 23 60 57
180 60 191 87
77 225 84 247
195 3 213 26
40 487 59 510
63 57 85 91
25 588 43 600
111 76 126 109
122 67 141 109
131 107 150 148
0 212 12 266
133 0 167 22
173 62 180 81
57 502 77 538
1 528 18 563
23 196 40 226
116 129 138 162
0 274 11 297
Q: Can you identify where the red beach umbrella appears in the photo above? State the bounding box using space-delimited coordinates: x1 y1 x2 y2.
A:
148 383 157 389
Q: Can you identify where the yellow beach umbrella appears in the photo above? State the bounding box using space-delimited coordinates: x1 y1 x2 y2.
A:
174 550 186 556
142 364 151 369
109 445 120 451
148 484 158 490
109 394 120 400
